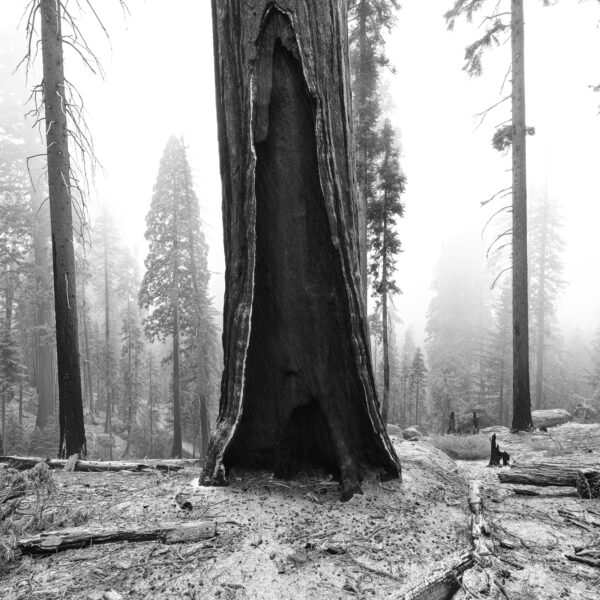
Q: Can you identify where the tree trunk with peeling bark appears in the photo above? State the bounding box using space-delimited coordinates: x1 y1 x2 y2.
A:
40 0 86 458
511 0 533 432
203 0 400 500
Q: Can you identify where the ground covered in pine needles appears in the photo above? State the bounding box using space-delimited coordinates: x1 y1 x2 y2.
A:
0 424 599 599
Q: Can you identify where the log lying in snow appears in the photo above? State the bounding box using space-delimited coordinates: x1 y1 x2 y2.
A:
498 461 600 498
468 480 493 555
0 456 192 473
18 520 217 554
397 550 473 600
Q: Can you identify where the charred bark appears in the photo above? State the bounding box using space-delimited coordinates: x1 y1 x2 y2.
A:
40 0 86 457
203 0 399 500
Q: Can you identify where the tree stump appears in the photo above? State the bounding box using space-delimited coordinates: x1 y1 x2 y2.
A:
446 412 456 435
472 411 479 434
488 434 510 467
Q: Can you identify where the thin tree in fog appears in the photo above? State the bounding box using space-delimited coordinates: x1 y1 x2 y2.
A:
368 120 406 424
445 0 533 431
529 194 565 410
348 0 400 308
410 347 427 429
399 330 415 428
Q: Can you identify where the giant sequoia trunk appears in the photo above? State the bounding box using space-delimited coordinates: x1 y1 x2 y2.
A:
40 0 86 457
202 0 400 500
511 0 533 432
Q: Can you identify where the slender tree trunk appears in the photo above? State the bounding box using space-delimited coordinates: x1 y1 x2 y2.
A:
534 198 548 411
122 304 134 458
200 394 209 459
1 393 5 455
381 218 390 423
81 283 94 414
103 226 112 459
32 188 53 430
356 0 369 312
203 0 399 500
511 0 533 431
172 204 182 459
415 380 420 427
41 0 86 457
19 382 23 426
148 351 154 457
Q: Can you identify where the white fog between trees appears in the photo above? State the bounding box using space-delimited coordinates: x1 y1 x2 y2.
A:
1 0 600 460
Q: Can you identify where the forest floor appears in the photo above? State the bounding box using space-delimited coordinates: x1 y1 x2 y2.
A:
0 423 599 599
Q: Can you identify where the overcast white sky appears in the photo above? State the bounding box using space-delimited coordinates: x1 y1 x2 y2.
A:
4 0 600 348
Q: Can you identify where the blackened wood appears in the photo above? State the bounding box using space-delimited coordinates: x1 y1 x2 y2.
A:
488 433 510 467
203 0 399 500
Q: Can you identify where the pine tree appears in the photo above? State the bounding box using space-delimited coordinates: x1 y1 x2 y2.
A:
348 0 400 304
410 348 427 429
426 234 493 431
528 194 566 410
120 290 145 458
368 120 406 424
399 330 415 428
139 136 213 459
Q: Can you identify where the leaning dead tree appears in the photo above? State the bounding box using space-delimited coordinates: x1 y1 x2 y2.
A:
202 0 400 500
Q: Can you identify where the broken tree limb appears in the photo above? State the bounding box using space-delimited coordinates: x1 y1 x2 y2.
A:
395 550 473 600
468 480 494 555
0 456 189 473
18 520 217 554
498 462 600 497
565 554 600 568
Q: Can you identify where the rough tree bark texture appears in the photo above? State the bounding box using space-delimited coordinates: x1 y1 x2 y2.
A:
511 0 533 432
203 0 399 500
534 197 548 411
41 0 86 457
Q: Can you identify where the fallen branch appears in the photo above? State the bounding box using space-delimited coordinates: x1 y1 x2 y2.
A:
565 554 600 568
0 456 191 473
395 550 473 600
18 520 217 554
468 480 493 555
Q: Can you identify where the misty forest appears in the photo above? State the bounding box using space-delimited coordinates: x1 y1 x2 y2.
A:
1 1 600 599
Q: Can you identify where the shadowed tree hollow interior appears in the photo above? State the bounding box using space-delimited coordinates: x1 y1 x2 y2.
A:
223 12 393 489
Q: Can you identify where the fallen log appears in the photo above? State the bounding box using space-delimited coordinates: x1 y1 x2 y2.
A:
468 480 493 555
0 456 188 473
396 550 473 600
498 461 600 497
18 520 217 554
